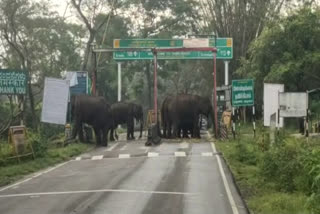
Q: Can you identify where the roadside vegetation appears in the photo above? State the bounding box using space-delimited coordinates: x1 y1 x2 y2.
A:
215 122 320 214
0 128 93 187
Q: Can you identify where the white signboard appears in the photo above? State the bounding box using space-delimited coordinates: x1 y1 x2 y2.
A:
41 78 69 125
279 92 308 118
264 83 284 127
183 38 209 48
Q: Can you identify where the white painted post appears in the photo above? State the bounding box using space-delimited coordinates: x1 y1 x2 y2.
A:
117 62 121 102
224 61 229 86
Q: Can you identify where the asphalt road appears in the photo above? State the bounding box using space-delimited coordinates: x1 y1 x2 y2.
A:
0 132 248 214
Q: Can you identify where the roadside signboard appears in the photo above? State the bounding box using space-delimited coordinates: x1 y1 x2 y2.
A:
0 69 27 95
113 38 233 60
41 78 69 125
279 92 308 117
264 83 284 127
69 71 89 95
232 79 254 107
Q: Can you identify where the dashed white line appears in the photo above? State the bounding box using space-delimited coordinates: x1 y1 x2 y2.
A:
105 142 119 152
201 152 213 157
147 152 159 157
75 157 82 161
91 155 104 160
174 151 186 157
119 154 130 159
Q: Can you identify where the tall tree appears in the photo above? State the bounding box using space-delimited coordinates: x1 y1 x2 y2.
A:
237 7 320 112
70 0 118 71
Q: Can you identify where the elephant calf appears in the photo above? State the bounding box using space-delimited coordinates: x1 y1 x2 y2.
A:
110 102 143 141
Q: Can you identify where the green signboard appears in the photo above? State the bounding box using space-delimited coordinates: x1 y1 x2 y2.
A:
0 69 27 95
232 79 254 107
113 38 233 60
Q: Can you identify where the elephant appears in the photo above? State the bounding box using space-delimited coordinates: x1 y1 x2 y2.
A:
161 94 213 139
110 102 143 141
71 95 113 146
161 96 174 138
178 119 201 138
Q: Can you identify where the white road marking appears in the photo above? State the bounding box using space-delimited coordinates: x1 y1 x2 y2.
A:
208 131 239 214
91 155 104 160
0 189 198 198
119 154 130 159
75 157 82 161
201 152 213 157
104 142 119 152
120 145 127 151
0 161 70 192
147 152 159 157
174 151 186 157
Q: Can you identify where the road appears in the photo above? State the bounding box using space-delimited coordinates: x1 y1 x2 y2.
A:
0 132 248 214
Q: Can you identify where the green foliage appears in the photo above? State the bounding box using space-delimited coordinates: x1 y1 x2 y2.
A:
249 192 308 214
217 131 320 213
260 138 303 192
237 7 320 111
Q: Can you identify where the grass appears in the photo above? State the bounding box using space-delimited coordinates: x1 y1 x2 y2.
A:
215 131 311 214
0 143 93 187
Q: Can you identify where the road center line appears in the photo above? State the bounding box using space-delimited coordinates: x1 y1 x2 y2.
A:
0 189 198 198
208 131 239 214
0 161 71 192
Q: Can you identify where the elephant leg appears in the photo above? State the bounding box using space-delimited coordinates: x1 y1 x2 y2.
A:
110 126 115 141
168 121 172 138
115 129 119 140
139 121 143 139
101 128 108 147
130 122 135 140
127 118 134 140
172 122 178 138
72 121 80 140
79 124 85 142
163 122 167 138
183 128 188 138
93 127 101 145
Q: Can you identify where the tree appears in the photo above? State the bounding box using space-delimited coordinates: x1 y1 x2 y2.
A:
0 0 84 127
70 0 118 72
236 7 320 113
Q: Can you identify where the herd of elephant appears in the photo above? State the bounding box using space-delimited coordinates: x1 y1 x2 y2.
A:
71 94 213 146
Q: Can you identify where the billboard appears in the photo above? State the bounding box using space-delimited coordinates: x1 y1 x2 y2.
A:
279 92 308 118
41 78 69 125
264 83 284 127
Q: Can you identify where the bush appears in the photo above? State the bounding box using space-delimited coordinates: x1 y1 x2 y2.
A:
232 139 259 166
259 137 303 192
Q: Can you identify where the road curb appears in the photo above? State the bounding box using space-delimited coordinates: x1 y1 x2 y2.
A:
218 149 252 214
